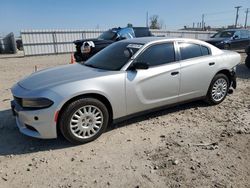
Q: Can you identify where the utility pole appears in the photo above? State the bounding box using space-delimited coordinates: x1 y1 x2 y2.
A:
245 8 249 28
234 6 242 28
146 11 149 27
202 14 205 30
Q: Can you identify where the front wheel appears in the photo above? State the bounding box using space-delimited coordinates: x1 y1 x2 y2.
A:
224 44 230 50
205 74 229 105
59 98 109 144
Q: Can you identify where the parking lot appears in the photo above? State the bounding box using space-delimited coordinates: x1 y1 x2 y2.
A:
0 53 249 187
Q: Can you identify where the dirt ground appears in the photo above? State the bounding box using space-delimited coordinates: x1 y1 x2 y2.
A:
0 52 249 188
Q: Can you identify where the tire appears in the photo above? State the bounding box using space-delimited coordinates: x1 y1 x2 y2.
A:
205 74 229 105
245 55 250 69
59 98 109 144
224 44 230 50
245 46 250 55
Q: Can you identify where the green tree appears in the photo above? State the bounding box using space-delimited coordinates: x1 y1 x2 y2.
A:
149 15 160 29
127 23 133 27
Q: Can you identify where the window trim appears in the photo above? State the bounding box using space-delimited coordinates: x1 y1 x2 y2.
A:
131 41 178 68
200 45 211 56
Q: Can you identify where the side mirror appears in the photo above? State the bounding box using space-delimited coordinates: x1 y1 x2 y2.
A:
233 35 239 40
132 62 149 70
119 36 127 40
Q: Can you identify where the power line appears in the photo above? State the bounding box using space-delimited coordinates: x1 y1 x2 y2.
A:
146 11 149 27
205 18 234 23
245 8 249 28
235 6 242 28
202 14 205 30
204 10 235 16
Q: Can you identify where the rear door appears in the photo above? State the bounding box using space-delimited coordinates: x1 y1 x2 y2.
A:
125 42 180 115
231 30 248 49
239 30 250 48
178 42 218 101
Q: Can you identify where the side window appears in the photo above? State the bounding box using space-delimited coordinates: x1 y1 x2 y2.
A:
234 31 241 38
179 42 202 60
119 28 135 39
136 43 175 67
121 33 133 39
201 45 211 56
241 30 248 39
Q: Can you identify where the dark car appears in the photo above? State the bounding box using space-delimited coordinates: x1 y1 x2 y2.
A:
245 45 250 69
206 29 250 50
74 27 153 62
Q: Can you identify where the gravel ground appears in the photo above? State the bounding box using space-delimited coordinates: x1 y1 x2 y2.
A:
0 52 249 188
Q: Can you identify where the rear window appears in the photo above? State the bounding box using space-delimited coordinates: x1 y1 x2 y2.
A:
179 42 202 60
241 30 249 39
179 43 211 60
201 45 211 56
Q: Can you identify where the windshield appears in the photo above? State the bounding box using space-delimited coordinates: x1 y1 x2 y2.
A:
212 31 235 38
84 42 143 71
98 30 117 40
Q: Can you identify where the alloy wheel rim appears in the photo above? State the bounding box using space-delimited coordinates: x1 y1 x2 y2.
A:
70 105 103 139
211 78 228 102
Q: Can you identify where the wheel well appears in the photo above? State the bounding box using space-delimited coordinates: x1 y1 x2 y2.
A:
216 69 231 83
56 93 113 135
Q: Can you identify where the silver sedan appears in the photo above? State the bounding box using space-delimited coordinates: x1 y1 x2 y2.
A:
11 37 241 144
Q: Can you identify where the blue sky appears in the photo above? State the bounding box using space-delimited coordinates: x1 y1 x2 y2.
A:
0 0 249 35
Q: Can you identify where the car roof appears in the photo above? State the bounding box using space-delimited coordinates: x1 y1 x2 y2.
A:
119 37 205 45
222 29 249 32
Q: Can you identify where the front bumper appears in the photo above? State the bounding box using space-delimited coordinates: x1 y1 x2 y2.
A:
11 100 58 139
74 51 91 62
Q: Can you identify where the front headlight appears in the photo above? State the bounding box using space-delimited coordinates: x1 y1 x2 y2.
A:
81 45 91 54
22 98 54 109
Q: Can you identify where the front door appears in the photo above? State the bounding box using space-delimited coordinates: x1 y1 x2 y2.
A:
125 42 180 115
231 31 246 49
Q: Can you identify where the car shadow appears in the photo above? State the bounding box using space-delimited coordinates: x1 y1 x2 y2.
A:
109 100 208 132
236 63 250 79
0 109 73 156
0 100 208 156
0 54 25 59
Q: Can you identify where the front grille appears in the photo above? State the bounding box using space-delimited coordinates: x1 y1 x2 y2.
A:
14 96 22 107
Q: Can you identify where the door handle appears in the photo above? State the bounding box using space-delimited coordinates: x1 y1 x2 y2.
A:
209 62 215 66
171 71 179 76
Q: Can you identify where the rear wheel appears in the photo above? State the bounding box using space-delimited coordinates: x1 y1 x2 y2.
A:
224 44 230 50
245 55 250 69
205 74 229 105
245 46 250 55
59 98 109 144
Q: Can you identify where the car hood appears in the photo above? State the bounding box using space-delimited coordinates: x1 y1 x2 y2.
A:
205 38 227 43
18 63 112 90
74 38 114 46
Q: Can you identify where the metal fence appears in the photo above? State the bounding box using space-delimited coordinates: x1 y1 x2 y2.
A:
21 29 216 56
151 30 216 40
21 29 105 56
